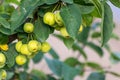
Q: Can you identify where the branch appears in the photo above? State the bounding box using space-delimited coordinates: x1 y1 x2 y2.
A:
8 34 17 43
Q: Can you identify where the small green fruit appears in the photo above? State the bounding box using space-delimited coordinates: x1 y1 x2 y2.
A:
1 70 7 79
43 12 55 26
60 27 69 37
0 64 5 68
0 53 6 65
55 11 63 26
23 23 34 33
16 55 27 65
20 44 32 56
0 44 8 51
79 25 83 32
15 41 22 52
28 40 39 52
41 42 51 53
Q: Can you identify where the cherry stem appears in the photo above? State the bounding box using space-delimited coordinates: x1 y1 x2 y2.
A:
52 3 59 13
31 34 34 40
27 34 30 42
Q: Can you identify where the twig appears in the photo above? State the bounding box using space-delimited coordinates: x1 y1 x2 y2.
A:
83 66 111 72
77 44 86 59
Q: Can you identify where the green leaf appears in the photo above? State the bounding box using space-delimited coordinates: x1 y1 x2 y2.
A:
53 34 74 49
23 60 29 70
0 13 10 19
82 14 93 26
60 4 82 38
90 0 102 17
77 27 90 44
47 75 56 80
6 72 14 80
10 0 44 31
63 37 74 49
73 0 92 5
49 27 55 34
0 17 10 29
49 48 59 59
73 0 83 5
0 26 11 35
10 6 30 31
104 44 111 53
79 5 95 14
90 7 101 18
72 43 87 59
110 52 120 64
19 71 28 80
111 33 119 40
30 75 40 80
101 3 113 46
34 19 50 42
40 0 59 4
87 72 105 80
5 5 15 14
87 42 103 57
4 43 18 68
17 33 28 40
32 52 43 64
45 58 62 77
86 62 102 70
6 0 20 5
64 57 80 67
61 0 73 4
62 63 79 80
53 34 64 40
0 33 8 44
109 0 120 8
83 0 92 4
31 69 47 80
45 58 79 80
91 32 101 38
76 65 85 76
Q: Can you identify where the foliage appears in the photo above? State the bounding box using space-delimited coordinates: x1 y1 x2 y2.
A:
0 0 120 80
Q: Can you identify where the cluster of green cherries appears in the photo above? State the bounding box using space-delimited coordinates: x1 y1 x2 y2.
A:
43 11 83 37
0 11 83 79
15 23 51 66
